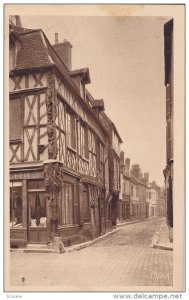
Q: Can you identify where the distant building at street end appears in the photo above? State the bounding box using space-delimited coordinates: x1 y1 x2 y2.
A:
118 153 162 223
119 152 131 222
130 164 147 221
163 19 173 242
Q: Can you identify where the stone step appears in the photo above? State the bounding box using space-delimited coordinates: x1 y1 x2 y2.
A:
27 243 48 249
24 243 55 253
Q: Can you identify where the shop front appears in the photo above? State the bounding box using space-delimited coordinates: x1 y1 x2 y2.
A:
10 167 80 248
10 163 107 248
10 165 49 247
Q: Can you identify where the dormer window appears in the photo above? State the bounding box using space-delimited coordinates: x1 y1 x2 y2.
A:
70 68 91 101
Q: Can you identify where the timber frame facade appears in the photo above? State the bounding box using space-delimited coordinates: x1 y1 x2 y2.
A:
9 18 117 248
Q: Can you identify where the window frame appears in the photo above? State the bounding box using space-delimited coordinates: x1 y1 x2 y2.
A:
61 182 75 226
10 181 23 228
80 122 89 159
66 110 76 150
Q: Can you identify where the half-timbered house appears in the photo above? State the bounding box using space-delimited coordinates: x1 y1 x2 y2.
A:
9 17 114 248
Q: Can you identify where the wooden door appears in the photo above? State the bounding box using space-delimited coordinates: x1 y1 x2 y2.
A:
27 191 47 243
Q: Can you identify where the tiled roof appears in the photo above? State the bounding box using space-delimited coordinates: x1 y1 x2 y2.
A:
100 111 123 143
130 174 147 186
9 23 38 35
44 35 83 95
9 25 110 137
13 30 54 70
10 25 93 109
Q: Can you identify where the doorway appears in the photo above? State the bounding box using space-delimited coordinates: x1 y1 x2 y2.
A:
27 191 47 243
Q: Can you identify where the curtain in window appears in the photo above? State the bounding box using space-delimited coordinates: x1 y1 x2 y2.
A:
28 192 47 226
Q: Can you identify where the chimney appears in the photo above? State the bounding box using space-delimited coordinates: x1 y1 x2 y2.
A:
125 158 130 174
55 33 59 44
9 15 22 28
131 164 141 178
144 172 149 184
120 151 125 165
53 34 72 70
15 16 22 27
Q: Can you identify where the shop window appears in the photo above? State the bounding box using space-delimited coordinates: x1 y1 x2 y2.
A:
10 182 22 227
28 192 47 227
62 182 74 225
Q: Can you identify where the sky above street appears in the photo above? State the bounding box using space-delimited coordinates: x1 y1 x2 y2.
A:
21 15 168 186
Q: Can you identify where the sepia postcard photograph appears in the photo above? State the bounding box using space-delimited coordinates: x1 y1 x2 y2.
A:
4 3 185 293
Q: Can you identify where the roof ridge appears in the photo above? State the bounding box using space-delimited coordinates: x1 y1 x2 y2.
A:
9 23 41 35
43 33 70 74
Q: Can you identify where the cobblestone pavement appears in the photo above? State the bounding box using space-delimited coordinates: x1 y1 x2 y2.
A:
10 218 173 289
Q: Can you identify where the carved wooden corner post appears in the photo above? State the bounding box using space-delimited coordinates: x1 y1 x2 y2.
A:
44 72 64 252
44 160 64 251
46 71 58 160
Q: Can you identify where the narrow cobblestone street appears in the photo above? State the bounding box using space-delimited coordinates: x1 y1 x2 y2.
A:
10 218 173 289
